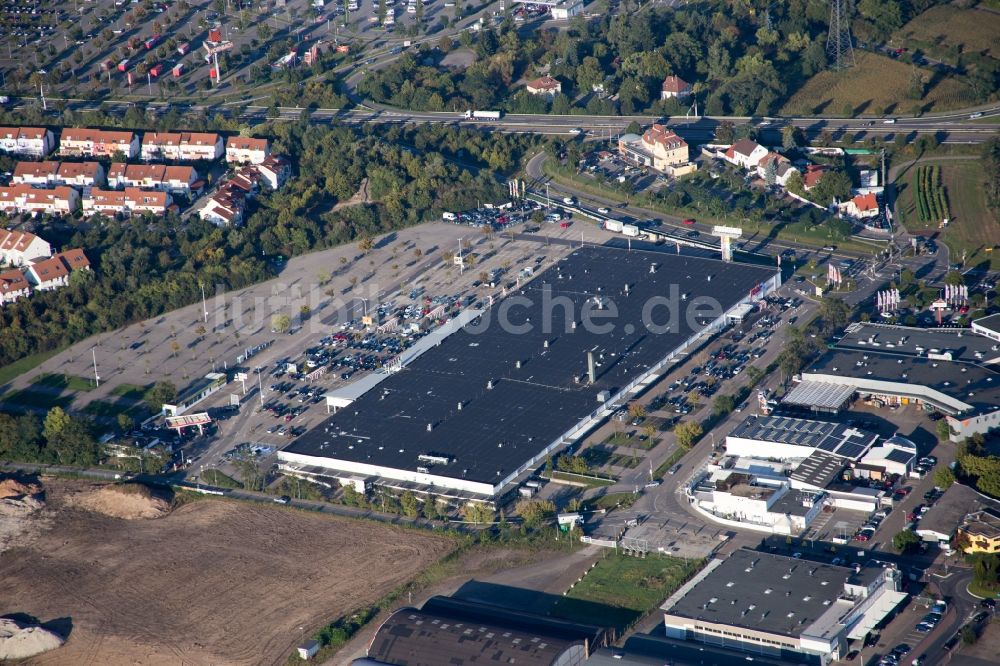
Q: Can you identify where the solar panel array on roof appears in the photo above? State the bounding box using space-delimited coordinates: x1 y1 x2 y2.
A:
886 448 915 464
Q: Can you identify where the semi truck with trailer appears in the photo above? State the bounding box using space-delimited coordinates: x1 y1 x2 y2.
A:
464 110 502 120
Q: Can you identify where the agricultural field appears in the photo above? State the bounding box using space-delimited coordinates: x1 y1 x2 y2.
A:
780 51 974 116
0 479 453 665
912 164 950 225
893 5 1000 63
897 159 1000 270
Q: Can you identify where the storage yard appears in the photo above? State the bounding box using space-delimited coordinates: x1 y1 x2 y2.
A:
0 478 452 666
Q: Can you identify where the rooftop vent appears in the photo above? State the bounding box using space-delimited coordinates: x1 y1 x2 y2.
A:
426 423 433 432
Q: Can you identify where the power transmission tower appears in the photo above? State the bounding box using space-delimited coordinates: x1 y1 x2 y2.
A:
826 0 855 70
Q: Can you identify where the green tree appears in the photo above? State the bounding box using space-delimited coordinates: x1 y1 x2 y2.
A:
400 491 419 517
461 502 493 524
712 395 735 416
819 297 852 334
515 498 556 527
944 270 965 286
144 381 177 412
934 466 956 489
674 421 703 450
271 313 291 333
422 498 441 520
892 529 921 554
781 125 799 150
116 413 134 433
43 407 71 442
936 419 953 442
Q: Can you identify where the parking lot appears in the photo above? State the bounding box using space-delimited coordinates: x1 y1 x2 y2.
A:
0 0 511 102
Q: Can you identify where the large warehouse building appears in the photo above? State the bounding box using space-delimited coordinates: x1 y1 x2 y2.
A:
278 246 779 502
784 322 1000 440
661 549 906 664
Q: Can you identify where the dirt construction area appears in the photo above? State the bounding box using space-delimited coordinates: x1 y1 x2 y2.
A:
0 478 453 666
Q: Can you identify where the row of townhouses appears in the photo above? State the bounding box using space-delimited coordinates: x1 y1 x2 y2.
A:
1 126 270 164
0 230 91 305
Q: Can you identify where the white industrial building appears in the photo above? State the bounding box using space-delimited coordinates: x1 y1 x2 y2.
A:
661 549 907 664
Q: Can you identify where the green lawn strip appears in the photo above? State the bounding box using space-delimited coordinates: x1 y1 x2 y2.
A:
32 372 98 392
0 348 65 388
0 389 74 411
81 400 153 421
109 383 152 401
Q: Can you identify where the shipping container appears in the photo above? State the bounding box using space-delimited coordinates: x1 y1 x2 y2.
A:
172 64 184 77
117 59 130 72
149 64 163 77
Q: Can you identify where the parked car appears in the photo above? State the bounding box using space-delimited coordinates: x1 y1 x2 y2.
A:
273 495 291 504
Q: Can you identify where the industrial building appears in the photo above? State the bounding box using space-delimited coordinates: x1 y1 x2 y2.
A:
784 323 1000 440
279 246 779 502
359 595 603 666
916 482 1000 547
725 415 879 462
660 549 907 664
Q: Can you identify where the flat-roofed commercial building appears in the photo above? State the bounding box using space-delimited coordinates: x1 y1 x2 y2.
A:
661 549 906 664
279 246 780 502
785 323 1000 441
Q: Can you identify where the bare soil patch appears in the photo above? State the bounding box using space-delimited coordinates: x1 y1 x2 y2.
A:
0 479 452 666
67 482 172 520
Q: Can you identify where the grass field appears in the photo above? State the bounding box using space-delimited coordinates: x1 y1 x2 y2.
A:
896 159 1000 270
32 372 98 392
0 389 74 410
81 399 152 422
0 348 64 389
556 554 702 631
894 5 1000 61
109 382 152 401
781 51 974 116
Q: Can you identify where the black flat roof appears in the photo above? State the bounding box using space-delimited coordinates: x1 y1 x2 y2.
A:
286 246 777 486
663 549 858 638
805 348 1000 414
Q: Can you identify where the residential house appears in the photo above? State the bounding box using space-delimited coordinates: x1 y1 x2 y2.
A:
225 136 270 165
840 192 880 219
0 230 52 266
550 0 583 20
0 185 80 216
660 75 692 100
56 248 91 273
723 139 769 170
525 76 562 98
0 268 31 305
107 163 200 196
126 188 172 215
14 161 105 189
756 152 798 186
0 127 55 157
199 184 246 226
82 189 127 216
256 155 291 190
82 187 172 216
56 162 106 189
140 131 224 161
803 164 827 191
26 254 71 291
227 166 260 196
618 124 693 175
59 128 140 159
13 161 60 186
956 508 1000 554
